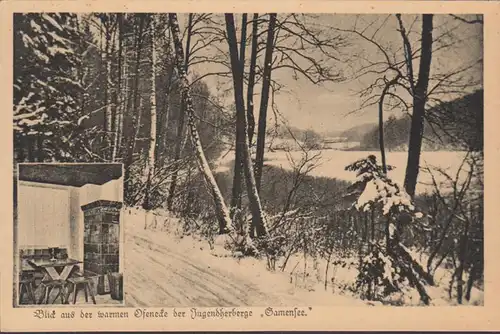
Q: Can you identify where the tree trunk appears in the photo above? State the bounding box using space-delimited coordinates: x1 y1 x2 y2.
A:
143 15 157 210
254 13 277 192
247 13 259 146
370 208 375 244
104 20 113 160
124 15 145 199
230 13 248 214
26 136 33 161
112 13 124 162
457 211 470 304
169 13 233 234
36 135 43 162
158 30 175 164
426 213 455 275
388 241 432 305
225 14 269 238
324 251 332 291
404 14 433 197
379 87 388 174
118 44 128 159
167 13 193 211
465 263 477 302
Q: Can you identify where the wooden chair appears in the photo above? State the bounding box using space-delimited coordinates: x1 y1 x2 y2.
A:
67 271 97 305
38 279 68 304
19 273 36 305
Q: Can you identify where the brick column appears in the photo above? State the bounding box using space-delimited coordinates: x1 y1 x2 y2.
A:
81 200 122 295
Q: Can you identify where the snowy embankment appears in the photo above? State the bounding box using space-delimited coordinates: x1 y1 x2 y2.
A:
216 150 470 195
123 208 367 307
122 208 483 307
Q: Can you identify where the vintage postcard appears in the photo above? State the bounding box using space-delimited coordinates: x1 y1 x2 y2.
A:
1 0 499 332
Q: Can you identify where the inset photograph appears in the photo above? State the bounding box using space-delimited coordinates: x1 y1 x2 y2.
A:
14 163 124 307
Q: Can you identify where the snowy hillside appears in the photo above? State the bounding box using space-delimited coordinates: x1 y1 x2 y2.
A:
123 208 368 307
122 208 483 307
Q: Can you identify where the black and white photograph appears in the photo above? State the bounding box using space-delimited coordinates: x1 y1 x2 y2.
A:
14 163 124 307
12 12 483 309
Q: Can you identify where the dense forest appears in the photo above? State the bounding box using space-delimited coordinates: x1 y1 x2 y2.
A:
13 13 484 306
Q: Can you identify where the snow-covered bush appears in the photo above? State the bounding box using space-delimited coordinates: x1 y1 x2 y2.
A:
355 243 408 301
345 155 421 218
345 155 432 304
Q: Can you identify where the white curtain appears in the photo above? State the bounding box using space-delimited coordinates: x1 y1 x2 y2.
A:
18 183 71 249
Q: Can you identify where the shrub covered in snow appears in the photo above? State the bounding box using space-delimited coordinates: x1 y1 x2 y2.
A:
355 243 409 302
345 155 421 218
345 155 432 305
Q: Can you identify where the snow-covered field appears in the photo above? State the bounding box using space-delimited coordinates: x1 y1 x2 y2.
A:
217 150 470 195
122 208 483 307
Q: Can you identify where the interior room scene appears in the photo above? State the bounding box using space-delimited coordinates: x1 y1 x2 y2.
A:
14 163 125 307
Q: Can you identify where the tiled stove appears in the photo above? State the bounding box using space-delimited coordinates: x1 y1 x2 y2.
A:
82 200 122 295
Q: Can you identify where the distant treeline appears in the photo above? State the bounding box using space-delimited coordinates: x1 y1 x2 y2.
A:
358 90 483 151
268 125 323 149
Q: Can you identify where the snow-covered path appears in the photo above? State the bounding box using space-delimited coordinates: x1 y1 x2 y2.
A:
123 213 367 307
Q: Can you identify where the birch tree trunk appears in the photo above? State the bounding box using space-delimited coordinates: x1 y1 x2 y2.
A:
117 43 127 158
254 14 277 192
143 15 158 210
104 20 113 159
169 13 233 234
225 14 269 238
167 13 193 211
157 23 174 162
112 13 124 162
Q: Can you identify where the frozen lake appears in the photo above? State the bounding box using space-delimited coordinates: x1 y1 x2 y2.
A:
217 149 472 195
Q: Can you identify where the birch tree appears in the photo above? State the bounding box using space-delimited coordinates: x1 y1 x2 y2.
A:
143 15 158 210
167 13 193 211
112 13 125 162
169 13 234 234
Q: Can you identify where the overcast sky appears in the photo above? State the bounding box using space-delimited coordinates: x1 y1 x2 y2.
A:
187 13 483 134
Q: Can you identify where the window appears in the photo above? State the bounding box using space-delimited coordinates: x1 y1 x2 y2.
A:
17 183 70 249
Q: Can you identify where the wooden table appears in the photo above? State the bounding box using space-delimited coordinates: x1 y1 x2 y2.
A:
28 258 83 304
27 258 82 282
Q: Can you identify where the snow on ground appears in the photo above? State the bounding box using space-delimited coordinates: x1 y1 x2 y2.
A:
278 249 483 307
216 150 469 195
123 208 367 307
406 247 484 306
122 208 482 307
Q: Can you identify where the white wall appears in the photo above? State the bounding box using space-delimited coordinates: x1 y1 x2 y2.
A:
18 177 123 263
79 177 123 206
